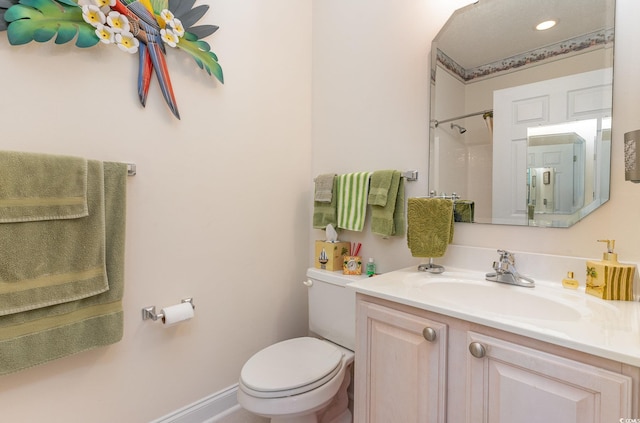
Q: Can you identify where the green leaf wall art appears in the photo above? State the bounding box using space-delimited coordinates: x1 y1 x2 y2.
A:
1 0 223 119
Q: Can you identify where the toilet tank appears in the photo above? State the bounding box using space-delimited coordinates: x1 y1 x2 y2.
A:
306 268 364 351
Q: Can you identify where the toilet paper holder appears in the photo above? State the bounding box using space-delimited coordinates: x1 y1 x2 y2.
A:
142 298 195 322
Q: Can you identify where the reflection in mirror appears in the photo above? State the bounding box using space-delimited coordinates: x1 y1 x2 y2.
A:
525 118 611 227
429 0 615 227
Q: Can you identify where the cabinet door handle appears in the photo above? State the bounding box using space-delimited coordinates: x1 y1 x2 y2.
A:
422 327 437 342
468 342 486 358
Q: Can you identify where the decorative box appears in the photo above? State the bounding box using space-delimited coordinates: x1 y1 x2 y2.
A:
314 241 350 271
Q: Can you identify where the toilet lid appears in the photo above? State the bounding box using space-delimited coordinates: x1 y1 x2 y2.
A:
240 337 344 395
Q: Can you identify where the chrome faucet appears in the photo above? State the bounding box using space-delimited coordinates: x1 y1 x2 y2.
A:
485 250 535 288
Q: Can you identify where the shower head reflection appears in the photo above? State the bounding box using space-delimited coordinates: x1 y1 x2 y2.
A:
451 123 467 134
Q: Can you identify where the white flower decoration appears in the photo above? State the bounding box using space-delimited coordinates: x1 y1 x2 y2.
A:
160 28 179 48
91 0 115 7
115 31 140 54
107 11 130 33
169 18 184 37
160 9 175 25
82 5 106 27
95 23 115 44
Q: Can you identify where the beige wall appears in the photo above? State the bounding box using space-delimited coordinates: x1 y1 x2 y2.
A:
2 0 639 421
0 1 312 421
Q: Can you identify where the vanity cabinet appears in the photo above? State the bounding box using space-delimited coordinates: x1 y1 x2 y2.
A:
354 295 638 423
354 301 447 423
466 332 631 422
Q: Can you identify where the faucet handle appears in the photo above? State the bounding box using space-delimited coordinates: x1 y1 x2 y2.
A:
496 249 514 264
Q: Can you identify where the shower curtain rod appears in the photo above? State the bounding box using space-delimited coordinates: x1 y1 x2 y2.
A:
432 109 493 127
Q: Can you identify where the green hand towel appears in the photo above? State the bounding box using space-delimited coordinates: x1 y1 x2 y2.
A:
406 198 454 258
393 178 405 237
313 178 338 229
454 200 474 223
337 172 372 232
0 151 88 222
368 170 395 206
0 161 127 375
370 171 405 237
314 174 335 202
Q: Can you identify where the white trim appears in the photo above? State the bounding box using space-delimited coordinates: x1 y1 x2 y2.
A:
150 384 239 423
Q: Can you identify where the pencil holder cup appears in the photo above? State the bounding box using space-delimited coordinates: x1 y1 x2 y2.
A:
343 256 362 275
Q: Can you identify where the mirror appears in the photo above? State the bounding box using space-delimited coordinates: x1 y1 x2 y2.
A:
429 0 615 227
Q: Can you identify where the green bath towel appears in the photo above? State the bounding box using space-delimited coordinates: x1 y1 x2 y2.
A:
0 151 88 222
406 198 454 258
370 171 405 237
0 161 127 375
0 159 108 316
313 177 338 229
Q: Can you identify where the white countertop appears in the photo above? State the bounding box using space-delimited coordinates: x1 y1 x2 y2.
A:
348 266 640 367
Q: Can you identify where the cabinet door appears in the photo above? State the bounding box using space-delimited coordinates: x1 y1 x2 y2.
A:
466 332 632 423
355 301 447 423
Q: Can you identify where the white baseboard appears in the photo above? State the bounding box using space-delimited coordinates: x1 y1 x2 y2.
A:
150 384 239 423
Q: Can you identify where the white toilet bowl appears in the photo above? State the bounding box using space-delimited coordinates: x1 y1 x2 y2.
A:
237 337 354 423
238 269 360 422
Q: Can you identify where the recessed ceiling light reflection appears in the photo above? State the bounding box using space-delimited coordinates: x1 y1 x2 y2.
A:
536 20 557 31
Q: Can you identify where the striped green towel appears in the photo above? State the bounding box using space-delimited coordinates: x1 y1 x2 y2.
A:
336 172 372 231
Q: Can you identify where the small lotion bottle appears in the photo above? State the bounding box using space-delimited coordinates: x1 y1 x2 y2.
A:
562 272 579 289
366 258 376 277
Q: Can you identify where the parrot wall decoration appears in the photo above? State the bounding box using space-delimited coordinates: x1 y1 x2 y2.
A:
1 0 223 120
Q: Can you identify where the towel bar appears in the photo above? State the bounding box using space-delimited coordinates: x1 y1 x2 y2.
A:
314 170 418 182
425 191 459 200
126 163 136 176
401 170 418 181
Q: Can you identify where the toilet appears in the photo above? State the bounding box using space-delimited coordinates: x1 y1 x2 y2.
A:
237 268 360 423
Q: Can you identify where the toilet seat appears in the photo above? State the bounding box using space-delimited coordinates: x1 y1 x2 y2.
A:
239 337 344 399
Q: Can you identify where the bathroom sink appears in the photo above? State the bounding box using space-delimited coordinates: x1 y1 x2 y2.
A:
399 271 606 321
348 263 640 370
418 281 583 321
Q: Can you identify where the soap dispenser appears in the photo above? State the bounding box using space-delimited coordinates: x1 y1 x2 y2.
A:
586 240 636 301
